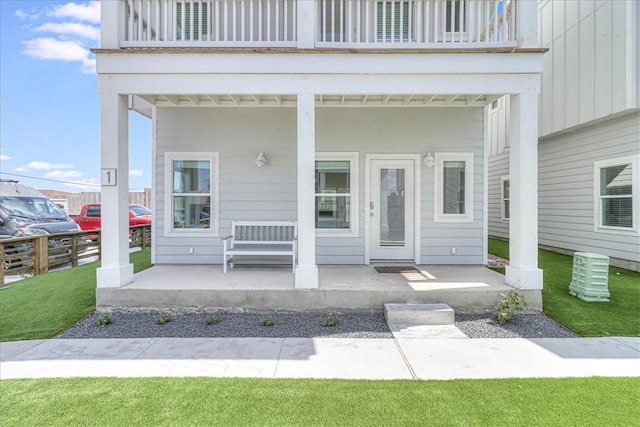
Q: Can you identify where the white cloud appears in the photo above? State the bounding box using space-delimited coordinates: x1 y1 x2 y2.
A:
48 2 101 24
129 169 144 177
15 9 41 21
0 155 11 161
36 22 100 41
19 161 74 171
22 38 95 73
43 170 83 180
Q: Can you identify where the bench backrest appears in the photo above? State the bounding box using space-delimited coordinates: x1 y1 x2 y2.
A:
231 221 297 243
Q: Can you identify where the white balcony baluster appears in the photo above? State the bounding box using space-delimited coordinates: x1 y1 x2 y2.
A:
117 0 518 48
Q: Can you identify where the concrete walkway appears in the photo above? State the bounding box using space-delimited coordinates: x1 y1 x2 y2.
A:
2 336 639 380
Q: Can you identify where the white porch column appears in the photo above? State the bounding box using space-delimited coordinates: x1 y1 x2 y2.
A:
295 92 319 289
516 0 539 48
100 0 120 49
96 93 134 288
506 92 543 290
297 0 315 49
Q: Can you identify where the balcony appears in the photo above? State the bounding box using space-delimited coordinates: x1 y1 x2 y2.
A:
115 0 520 49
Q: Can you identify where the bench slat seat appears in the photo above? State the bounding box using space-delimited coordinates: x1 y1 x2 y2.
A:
223 221 297 273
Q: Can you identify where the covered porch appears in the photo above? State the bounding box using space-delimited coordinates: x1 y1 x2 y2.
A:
96 264 541 312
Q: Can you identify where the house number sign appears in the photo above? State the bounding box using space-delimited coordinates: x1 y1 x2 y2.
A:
101 168 117 186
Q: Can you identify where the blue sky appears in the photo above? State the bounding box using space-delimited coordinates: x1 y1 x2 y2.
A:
0 1 150 192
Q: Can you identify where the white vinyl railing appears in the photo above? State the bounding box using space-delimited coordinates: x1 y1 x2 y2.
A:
121 0 297 47
316 0 515 47
119 0 516 48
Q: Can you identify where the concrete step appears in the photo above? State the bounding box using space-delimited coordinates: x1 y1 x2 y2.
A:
384 303 455 325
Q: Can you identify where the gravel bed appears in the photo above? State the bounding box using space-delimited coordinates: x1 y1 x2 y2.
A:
58 309 578 339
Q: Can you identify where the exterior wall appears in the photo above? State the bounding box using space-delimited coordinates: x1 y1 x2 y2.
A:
487 151 509 240
154 106 485 265
538 0 639 137
538 112 640 265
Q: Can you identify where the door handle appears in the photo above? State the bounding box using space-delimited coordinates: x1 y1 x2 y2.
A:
370 201 374 210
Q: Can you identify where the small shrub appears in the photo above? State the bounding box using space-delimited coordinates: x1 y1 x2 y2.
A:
322 314 341 327
155 313 172 325
496 289 527 324
95 314 113 327
206 314 221 325
259 315 276 327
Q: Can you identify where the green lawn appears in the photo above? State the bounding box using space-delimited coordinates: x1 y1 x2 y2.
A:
2 377 639 426
489 238 640 337
0 249 152 342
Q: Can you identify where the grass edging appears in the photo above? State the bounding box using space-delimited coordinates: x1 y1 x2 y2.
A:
0 249 152 342
488 238 640 337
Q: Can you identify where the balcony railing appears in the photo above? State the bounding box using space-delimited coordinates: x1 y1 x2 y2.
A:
118 0 517 48
317 0 515 47
121 0 297 47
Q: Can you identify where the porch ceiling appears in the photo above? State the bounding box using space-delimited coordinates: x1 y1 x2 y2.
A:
137 93 501 108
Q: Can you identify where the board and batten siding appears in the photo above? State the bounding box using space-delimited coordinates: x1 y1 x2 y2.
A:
154 107 485 265
538 0 639 138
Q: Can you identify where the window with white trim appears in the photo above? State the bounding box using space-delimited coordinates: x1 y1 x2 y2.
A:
595 156 638 232
315 152 359 237
434 152 474 222
444 0 467 33
164 152 219 236
501 176 510 221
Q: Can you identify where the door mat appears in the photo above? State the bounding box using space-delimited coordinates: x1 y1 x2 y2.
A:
374 266 419 273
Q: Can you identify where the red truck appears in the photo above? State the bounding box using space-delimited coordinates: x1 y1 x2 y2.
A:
72 203 152 232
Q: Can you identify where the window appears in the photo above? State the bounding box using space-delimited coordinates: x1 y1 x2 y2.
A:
164 152 219 236
595 156 638 233
377 1 412 41
176 1 209 41
86 205 101 217
434 152 474 222
444 0 466 33
315 152 359 237
501 176 509 221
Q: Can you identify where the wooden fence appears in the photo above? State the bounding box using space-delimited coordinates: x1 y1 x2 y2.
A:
0 225 151 285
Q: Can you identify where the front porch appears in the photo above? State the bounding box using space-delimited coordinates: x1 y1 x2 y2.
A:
96 264 541 312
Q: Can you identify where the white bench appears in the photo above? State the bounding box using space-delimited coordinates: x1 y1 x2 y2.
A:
222 221 297 273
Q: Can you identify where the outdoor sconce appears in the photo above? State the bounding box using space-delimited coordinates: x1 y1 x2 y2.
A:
423 152 436 168
254 152 268 168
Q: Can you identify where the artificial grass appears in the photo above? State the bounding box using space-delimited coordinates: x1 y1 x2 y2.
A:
0 249 152 342
1 377 639 426
488 238 640 337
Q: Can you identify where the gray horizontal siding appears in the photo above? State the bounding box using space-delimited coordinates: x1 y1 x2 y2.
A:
488 112 640 263
487 151 509 240
155 106 484 266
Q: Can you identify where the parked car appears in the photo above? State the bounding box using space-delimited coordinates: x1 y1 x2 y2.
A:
0 180 80 270
72 203 152 232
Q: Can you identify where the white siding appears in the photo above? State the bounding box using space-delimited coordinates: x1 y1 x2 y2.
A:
538 0 639 137
538 112 640 263
490 112 640 264
154 106 485 265
487 151 509 240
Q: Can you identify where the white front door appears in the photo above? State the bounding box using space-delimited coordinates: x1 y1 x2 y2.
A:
369 159 415 260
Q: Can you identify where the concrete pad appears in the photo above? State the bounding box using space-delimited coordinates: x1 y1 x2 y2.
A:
275 338 412 379
135 338 284 378
10 338 158 361
385 303 454 325
0 340 47 362
610 337 640 352
390 324 469 339
397 338 640 380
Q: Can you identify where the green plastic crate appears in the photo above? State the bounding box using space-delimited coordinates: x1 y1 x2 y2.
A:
569 252 610 302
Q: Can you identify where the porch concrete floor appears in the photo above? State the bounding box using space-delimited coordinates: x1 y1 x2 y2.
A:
97 265 539 313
